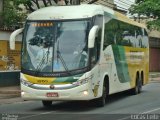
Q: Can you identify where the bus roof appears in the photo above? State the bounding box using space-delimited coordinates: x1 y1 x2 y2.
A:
27 4 146 29
27 4 104 20
114 11 146 29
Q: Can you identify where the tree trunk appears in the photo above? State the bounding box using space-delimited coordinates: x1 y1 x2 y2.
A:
26 3 35 12
42 0 48 7
88 0 98 4
32 0 40 9
0 0 3 12
0 0 3 26
52 0 58 4
48 0 52 5
71 0 80 5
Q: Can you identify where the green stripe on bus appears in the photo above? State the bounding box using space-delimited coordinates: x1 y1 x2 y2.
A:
53 74 83 84
112 45 131 83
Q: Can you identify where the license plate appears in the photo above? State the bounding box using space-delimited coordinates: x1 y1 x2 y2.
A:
46 92 58 97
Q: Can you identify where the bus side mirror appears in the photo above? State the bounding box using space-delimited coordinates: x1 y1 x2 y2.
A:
10 28 23 50
88 25 99 48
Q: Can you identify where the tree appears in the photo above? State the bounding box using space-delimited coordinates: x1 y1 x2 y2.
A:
129 0 160 30
13 0 81 12
0 0 82 29
0 0 26 29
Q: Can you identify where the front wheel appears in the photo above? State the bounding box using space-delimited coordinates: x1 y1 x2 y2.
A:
95 84 107 107
42 100 52 107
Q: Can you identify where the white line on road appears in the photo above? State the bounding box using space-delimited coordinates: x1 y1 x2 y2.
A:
18 107 160 120
117 107 160 120
18 111 53 120
117 116 130 120
141 107 160 114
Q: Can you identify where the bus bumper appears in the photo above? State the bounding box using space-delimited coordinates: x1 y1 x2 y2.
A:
21 83 95 101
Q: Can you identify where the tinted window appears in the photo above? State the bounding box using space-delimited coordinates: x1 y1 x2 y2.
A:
104 19 149 49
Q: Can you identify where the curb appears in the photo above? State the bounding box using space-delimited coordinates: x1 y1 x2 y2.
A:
150 77 160 82
0 90 21 95
149 73 160 78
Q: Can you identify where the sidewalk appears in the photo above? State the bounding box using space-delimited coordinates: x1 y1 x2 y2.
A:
149 72 160 82
0 86 22 104
0 86 21 97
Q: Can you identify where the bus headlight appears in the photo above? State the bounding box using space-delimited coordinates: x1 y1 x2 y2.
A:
83 90 88 95
21 78 33 87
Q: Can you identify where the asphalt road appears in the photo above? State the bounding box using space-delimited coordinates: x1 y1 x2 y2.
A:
0 81 160 120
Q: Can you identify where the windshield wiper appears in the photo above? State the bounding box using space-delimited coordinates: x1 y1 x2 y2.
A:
35 47 50 75
56 40 71 75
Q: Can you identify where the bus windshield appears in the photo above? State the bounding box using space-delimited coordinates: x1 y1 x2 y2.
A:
22 20 91 73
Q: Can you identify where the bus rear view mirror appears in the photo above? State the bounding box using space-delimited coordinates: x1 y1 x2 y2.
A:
88 25 99 48
10 28 23 50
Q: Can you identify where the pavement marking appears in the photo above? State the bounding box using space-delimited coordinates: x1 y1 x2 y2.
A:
117 107 160 120
18 111 54 120
17 107 160 120
141 107 160 114
117 116 130 120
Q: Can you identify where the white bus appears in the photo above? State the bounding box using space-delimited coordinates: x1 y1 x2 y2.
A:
10 4 149 107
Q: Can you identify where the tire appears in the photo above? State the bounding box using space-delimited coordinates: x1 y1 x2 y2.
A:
95 84 107 107
42 100 52 107
131 75 142 95
138 76 142 93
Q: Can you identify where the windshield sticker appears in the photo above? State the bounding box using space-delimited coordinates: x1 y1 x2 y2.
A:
32 23 53 27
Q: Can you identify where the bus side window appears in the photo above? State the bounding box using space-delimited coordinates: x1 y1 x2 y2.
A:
96 30 101 60
90 28 101 67
104 19 118 49
136 27 143 48
91 35 100 67
90 15 102 67
143 29 149 48
93 14 102 49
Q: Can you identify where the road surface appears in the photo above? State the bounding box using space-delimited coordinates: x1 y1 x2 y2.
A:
0 81 160 120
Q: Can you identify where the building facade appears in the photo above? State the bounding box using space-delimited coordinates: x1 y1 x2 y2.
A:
149 31 160 71
133 17 160 72
0 30 21 86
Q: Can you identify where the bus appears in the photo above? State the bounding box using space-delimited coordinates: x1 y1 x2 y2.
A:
10 4 149 107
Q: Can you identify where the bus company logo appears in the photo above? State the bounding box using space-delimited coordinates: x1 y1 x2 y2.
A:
50 85 55 89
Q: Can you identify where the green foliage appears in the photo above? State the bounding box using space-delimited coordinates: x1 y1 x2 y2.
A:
147 19 160 30
129 0 160 30
13 0 31 5
0 0 27 29
12 0 32 10
0 0 80 29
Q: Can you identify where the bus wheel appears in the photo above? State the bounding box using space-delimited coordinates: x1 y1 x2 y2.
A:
138 76 142 93
95 83 107 107
42 100 52 107
131 75 142 95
